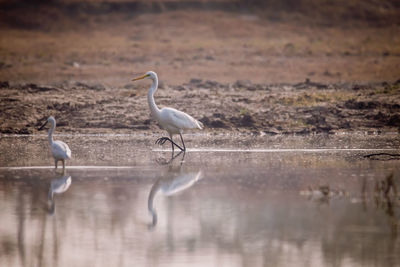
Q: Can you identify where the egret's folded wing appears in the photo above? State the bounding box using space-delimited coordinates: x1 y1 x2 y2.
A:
166 108 203 129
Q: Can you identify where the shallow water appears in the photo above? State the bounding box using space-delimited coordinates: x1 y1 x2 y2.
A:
0 134 399 267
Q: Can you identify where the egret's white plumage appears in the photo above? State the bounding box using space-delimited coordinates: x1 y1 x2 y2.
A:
159 107 203 134
39 116 71 170
132 71 203 151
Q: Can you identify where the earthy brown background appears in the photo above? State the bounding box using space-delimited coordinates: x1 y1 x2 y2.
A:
0 0 399 134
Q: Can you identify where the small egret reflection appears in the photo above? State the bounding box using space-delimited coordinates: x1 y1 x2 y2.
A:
47 174 72 215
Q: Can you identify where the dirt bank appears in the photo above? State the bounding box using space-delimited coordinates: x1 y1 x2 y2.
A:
0 79 399 134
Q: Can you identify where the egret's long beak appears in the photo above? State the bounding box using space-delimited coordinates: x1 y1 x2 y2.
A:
132 74 148 81
38 120 48 131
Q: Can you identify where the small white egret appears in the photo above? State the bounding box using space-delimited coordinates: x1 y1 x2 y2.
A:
39 116 72 171
132 71 203 152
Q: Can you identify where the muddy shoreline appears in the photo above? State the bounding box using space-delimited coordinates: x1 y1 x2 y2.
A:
1 79 399 135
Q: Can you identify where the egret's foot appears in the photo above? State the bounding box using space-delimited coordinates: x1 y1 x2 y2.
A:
155 137 170 146
155 137 185 151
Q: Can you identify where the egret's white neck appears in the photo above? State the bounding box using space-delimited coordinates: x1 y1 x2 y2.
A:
48 121 55 145
147 77 161 119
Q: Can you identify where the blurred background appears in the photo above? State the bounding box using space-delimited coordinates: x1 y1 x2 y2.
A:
0 0 400 134
1 0 400 85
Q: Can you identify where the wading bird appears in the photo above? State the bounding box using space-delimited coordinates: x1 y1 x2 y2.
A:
39 116 71 171
132 71 203 152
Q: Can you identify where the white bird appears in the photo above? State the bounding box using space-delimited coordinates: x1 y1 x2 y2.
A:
132 71 203 152
39 116 72 171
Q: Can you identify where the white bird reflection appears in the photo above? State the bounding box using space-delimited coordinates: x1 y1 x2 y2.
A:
148 154 202 229
47 174 72 215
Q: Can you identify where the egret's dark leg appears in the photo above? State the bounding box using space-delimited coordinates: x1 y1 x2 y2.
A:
155 137 184 151
179 150 186 165
54 160 58 170
62 160 65 170
170 134 174 153
179 133 186 152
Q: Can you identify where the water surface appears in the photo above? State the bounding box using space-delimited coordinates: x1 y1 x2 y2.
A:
0 134 399 267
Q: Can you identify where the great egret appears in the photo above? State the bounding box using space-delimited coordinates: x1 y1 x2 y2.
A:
132 71 203 152
39 116 72 171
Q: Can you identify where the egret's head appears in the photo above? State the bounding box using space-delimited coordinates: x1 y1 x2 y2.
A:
48 116 55 123
132 71 157 82
39 116 56 130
